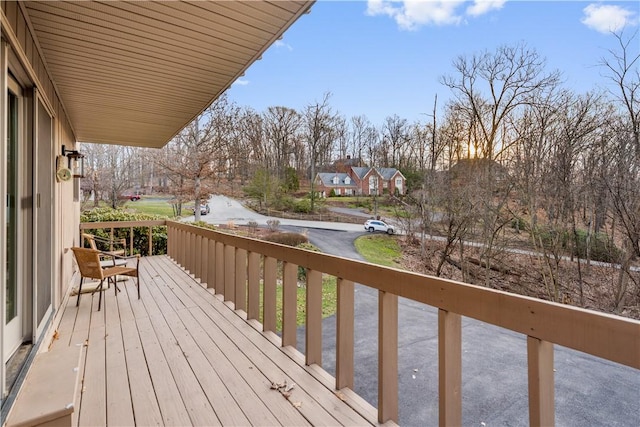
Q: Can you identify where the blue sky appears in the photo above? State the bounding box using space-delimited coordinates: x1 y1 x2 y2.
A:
226 1 640 126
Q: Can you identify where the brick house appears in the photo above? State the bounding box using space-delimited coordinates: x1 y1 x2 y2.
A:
315 166 406 197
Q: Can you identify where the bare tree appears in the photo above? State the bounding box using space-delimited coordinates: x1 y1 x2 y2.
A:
153 95 235 220
303 92 338 210
263 106 302 180
441 42 561 161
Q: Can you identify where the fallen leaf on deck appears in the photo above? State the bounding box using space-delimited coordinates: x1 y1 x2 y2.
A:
335 391 346 401
292 402 302 408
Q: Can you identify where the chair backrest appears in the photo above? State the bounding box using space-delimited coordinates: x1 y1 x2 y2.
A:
82 232 126 255
71 247 104 280
82 233 98 250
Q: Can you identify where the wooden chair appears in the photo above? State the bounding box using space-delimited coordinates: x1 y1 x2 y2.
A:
82 233 128 267
71 247 140 311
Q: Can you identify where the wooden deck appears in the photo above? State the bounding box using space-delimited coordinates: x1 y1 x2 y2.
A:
52 255 376 426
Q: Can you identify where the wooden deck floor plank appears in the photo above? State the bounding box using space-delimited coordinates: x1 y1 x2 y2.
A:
142 269 250 425
115 278 136 324
161 307 252 426
187 307 312 427
78 298 107 426
67 287 94 347
154 257 364 426
103 287 135 426
143 263 290 425
136 266 221 426
56 293 79 347
134 315 194 426
117 280 165 426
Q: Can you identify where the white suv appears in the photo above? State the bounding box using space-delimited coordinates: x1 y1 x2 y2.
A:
364 219 394 234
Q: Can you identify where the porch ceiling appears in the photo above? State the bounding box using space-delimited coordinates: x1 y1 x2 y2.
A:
23 0 313 148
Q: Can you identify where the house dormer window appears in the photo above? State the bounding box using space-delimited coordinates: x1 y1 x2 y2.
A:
345 176 351 185
333 176 339 184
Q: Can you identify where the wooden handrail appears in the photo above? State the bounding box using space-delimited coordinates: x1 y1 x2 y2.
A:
84 220 640 425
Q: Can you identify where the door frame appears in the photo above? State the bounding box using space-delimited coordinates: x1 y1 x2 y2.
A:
3 72 25 365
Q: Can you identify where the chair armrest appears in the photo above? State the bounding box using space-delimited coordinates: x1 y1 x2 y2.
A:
99 251 139 267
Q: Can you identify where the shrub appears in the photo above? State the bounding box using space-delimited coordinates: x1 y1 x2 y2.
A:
532 225 622 263
572 230 622 263
294 198 312 213
329 189 337 197
81 207 168 255
247 220 259 235
266 219 280 231
511 216 527 232
264 232 308 247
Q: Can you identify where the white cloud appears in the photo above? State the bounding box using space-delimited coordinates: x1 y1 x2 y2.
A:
466 0 506 17
581 4 638 34
233 79 249 86
274 40 293 51
366 0 505 30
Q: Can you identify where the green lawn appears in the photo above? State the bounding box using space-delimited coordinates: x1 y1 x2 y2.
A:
124 197 176 218
261 274 337 331
354 234 402 267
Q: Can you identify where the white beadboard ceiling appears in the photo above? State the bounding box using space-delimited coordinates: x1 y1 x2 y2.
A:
23 0 313 148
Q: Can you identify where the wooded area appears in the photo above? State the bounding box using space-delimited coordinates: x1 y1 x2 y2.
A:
80 34 639 316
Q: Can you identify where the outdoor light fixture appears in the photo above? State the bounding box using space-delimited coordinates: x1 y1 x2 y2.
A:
61 145 85 178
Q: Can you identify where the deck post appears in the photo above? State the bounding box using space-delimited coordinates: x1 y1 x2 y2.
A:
200 237 209 287
207 239 216 290
438 309 462 427
235 248 247 312
527 336 555 427
306 269 322 366
336 278 354 389
148 226 152 255
215 241 224 297
378 290 398 423
195 234 202 281
282 262 298 347
224 245 235 303
247 252 260 320
263 257 277 333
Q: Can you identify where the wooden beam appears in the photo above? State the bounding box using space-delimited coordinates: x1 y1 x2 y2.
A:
528 336 555 427
305 269 322 366
336 278 354 390
215 241 224 297
263 257 277 333
438 309 461 427
235 248 247 312
282 261 297 347
206 239 216 290
224 245 235 303
378 290 398 424
200 237 209 287
195 234 202 281
247 252 260 321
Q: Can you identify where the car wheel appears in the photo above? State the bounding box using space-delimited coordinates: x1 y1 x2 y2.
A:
368 227 374 232
387 228 394 235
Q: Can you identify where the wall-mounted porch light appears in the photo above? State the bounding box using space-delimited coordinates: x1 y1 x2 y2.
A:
61 145 85 178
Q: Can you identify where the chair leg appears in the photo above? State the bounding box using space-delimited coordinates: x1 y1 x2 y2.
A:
98 279 105 311
76 277 84 307
137 277 140 300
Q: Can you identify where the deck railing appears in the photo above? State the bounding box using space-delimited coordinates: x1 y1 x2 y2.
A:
82 220 640 425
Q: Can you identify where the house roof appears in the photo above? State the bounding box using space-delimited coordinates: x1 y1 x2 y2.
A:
316 173 358 187
377 167 404 180
22 1 314 148
350 167 371 179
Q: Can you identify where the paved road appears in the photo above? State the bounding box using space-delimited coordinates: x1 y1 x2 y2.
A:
193 195 640 426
